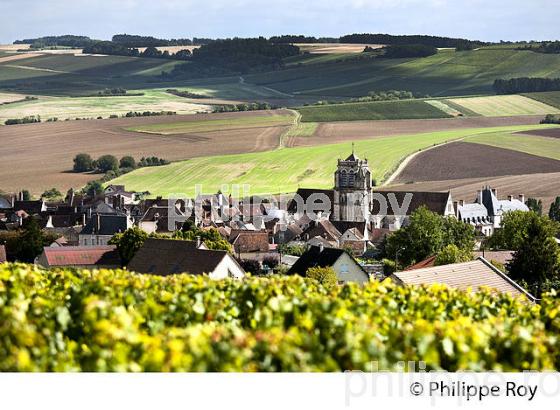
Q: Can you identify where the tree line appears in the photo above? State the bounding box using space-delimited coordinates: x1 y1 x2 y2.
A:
382 44 438 58
82 42 193 60
493 77 560 94
269 35 339 44
168 37 300 78
14 35 95 48
518 41 560 54
340 33 485 48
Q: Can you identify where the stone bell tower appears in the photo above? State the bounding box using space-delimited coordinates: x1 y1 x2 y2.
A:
332 145 372 222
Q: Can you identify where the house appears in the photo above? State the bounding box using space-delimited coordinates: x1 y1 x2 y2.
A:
371 190 455 231
0 245 6 263
79 214 130 246
35 245 121 269
128 238 245 279
287 244 369 284
390 257 536 302
456 187 529 236
230 230 270 255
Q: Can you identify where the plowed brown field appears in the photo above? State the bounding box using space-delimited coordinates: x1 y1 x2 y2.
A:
0 110 290 194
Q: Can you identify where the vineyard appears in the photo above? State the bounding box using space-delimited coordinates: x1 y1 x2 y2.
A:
1 263 559 372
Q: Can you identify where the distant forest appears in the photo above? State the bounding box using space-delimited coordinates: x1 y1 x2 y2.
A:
340 33 486 48
493 77 560 94
518 41 560 54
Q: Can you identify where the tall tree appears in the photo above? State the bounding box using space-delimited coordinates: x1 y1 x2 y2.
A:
526 197 543 215
507 216 560 296
549 196 560 222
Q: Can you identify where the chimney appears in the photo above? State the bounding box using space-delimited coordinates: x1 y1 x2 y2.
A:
96 214 101 234
459 200 464 206
477 190 482 203
318 242 324 253
11 194 15 208
491 188 497 197
19 191 23 201
507 195 513 201
82 213 86 226
519 194 525 204
196 236 201 248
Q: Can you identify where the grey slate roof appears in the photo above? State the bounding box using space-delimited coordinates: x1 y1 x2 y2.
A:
128 238 231 276
81 214 128 235
287 245 366 276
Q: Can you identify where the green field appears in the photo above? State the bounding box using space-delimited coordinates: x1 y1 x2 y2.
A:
465 130 560 160
247 49 560 98
127 112 294 134
297 99 451 122
283 121 318 137
447 95 560 117
110 125 545 197
3 48 560 103
525 91 560 109
0 89 211 123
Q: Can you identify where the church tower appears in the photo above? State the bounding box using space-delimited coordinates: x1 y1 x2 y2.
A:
332 146 372 222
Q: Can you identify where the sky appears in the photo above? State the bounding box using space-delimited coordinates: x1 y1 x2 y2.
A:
0 0 558 44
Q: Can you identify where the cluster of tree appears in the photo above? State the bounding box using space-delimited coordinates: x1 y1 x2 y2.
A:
0 217 59 262
82 42 192 60
383 207 476 269
41 188 62 200
4 115 41 125
111 34 192 47
269 35 338 44
124 111 176 117
541 114 560 124
519 41 560 54
493 77 560 94
14 35 95 48
0 96 37 106
309 90 420 106
382 44 438 58
166 89 206 99
277 243 307 256
340 33 485 49
485 211 560 297
168 37 300 78
73 153 169 174
212 102 274 113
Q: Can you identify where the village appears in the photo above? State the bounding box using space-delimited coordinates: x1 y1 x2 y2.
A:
2 150 555 303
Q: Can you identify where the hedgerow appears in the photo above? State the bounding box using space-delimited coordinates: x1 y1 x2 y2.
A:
0 263 559 372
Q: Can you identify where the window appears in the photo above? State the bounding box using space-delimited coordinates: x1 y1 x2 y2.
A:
340 170 348 187
348 170 355 186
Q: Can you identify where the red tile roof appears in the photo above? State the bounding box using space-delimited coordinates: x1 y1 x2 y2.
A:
41 246 120 267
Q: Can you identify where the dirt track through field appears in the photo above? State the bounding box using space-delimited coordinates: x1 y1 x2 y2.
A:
0 110 290 194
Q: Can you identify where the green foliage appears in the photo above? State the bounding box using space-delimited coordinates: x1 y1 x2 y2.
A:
526 197 543 215
4 115 41 126
95 155 119 173
278 243 307 256
382 258 397 275
297 99 451 122
434 244 474 266
21 190 31 201
73 153 94 172
305 266 338 289
385 207 476 267
507 216 560 296
550 197 560 222
1 263 559 371
174 226 232 253
494 77 560 94
487 211 560 250
119 156 137 170
109 227 149 266
383 44 438 58
82 180 103 197
41 188 62 200
0 218 58 262
541 114 560 124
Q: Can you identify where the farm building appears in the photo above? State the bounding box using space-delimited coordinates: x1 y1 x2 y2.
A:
128 238 245 279
35 245 121 269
